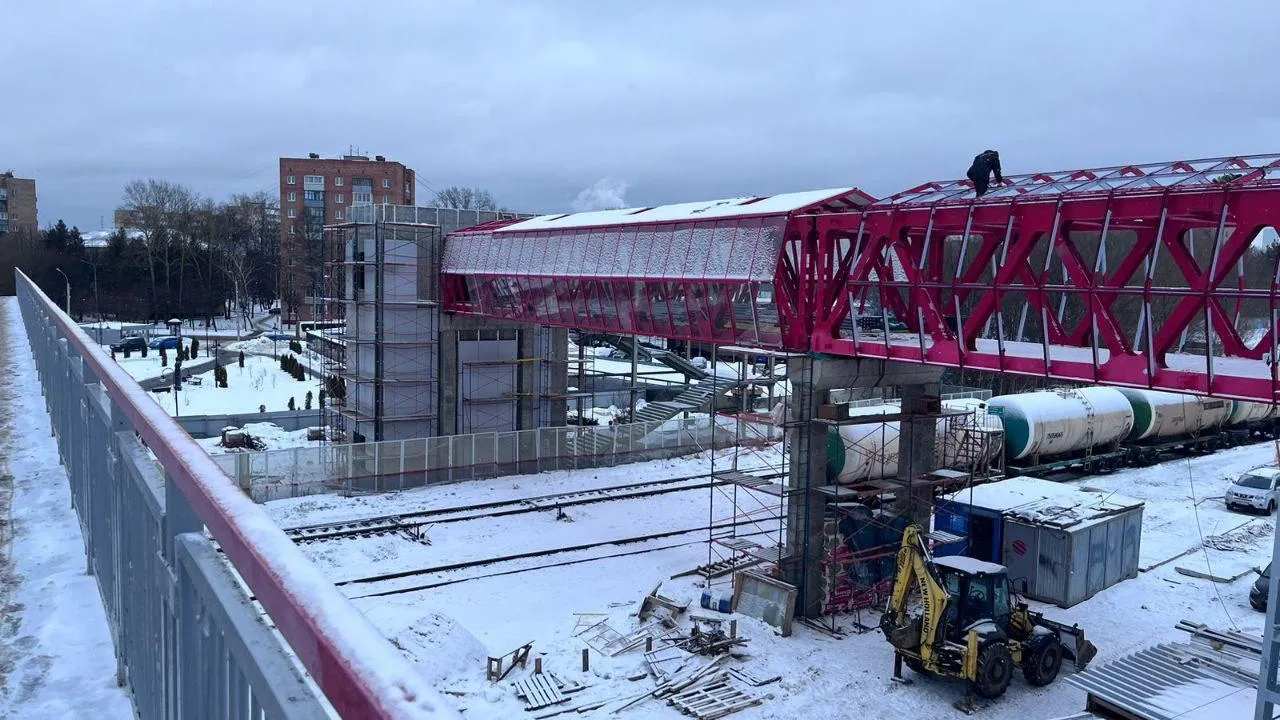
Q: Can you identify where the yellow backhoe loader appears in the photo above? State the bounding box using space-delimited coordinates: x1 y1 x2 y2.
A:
879 525 1097 704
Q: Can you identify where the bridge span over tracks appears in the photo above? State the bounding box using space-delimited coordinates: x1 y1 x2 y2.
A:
442 154 1280 402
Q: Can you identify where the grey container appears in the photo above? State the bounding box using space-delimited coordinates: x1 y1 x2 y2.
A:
1000 498 1143 608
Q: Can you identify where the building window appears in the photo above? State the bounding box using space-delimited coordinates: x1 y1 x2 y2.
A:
288 191 296 202
382 178 391 188
336 193 345 204
304 189 324 202
405 183 411 195
289 223 296 235
287 175 296 185
382 194 389 204
335 210 344 220
335 176 344 186
287 208 296 218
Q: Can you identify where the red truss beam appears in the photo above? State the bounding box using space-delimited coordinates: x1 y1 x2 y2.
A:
810 157 1280 402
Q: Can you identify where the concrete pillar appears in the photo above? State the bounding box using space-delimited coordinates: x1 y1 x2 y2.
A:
547 327 569 427
896 382 941 527
783 356 944 618
438 329 459 436
516 329 537 431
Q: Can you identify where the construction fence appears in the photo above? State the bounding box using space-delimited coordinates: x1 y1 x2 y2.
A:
216 415 743 502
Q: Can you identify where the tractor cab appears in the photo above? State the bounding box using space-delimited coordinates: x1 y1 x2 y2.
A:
933 555 1012 639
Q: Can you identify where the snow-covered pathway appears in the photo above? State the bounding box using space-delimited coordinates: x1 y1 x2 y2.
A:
0 296 133 719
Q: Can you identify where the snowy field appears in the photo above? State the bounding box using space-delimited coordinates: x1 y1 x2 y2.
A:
262 438 1278 718
145 355 322 417
0 299 133 719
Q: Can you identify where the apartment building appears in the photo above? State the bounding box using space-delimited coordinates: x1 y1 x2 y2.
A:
0 173 37 237
278 153 415 321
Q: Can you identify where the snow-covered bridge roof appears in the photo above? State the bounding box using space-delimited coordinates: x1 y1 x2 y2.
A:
442 186 874 282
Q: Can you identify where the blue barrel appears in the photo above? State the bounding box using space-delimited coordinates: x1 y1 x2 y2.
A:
700 589 732 613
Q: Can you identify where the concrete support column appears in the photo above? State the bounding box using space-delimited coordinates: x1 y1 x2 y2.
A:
516 329 537 431
783 356 944 619
896 382 941 527
438 329 459 436
548 327 569 427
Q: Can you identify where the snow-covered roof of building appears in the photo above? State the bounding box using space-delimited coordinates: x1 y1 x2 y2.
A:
81 228 144 248
943 476 1084 513
944 476 1142 528
496 187 873 234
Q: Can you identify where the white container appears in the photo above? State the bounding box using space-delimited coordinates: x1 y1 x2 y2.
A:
1117 389 1231 441
1227 400 1276 426
987 388 1133 460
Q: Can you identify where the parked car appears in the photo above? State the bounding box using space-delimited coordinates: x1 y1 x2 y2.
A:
109 336 147 353
1252 562 1271 611
1226 467 1280 514
149 336 183 350
268 307 281 315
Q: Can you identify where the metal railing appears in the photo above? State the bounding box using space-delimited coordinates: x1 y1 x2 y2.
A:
215 416 735 502
15 270 458 720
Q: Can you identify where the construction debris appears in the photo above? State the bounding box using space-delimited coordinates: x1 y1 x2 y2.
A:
638 583 689 623
487 641 534 682
679 617 749 656
727 667 780 687
514 674 568 711
669 677 766 719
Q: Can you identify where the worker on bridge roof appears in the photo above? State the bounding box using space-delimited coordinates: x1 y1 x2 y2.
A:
967 149 1003 197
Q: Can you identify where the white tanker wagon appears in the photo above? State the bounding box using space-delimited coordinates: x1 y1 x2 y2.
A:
825 399 1003 483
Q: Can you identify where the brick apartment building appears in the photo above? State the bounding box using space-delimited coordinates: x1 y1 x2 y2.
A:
279 153 414 321
0 172 38 237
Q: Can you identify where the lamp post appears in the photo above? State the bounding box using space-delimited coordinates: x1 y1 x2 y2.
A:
53 268 71 317
80 259 101 343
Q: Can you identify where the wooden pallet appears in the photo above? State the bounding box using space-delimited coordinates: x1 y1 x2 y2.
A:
669 679 762 719
514 674 568 711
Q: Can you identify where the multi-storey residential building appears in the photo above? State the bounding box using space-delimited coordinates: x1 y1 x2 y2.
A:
278 154 414 321
0 173 38 237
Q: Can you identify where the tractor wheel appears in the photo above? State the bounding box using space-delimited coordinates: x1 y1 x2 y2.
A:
1022 636 1064 687
971 641 1015 699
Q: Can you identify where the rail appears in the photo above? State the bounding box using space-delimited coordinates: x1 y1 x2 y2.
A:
15 270 458 720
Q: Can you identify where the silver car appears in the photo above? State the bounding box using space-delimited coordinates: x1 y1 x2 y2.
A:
1226 467 1280 514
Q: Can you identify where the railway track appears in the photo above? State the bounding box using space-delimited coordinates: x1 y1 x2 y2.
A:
283 469 783 545
339 517 784 600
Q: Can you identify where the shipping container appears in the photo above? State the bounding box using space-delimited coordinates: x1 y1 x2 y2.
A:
1000 491 1143 608
934 476 1084 563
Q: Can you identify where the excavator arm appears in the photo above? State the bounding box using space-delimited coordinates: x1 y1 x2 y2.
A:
882 525 952 666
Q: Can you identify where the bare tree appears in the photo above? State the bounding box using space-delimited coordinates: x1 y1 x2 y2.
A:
432 186 498 211
121 179 198 320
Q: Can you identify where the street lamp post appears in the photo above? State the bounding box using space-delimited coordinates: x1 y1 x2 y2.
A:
81 259 101 343
53 268 71 318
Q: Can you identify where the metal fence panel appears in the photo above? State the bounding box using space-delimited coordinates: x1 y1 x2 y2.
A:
16 271 456 720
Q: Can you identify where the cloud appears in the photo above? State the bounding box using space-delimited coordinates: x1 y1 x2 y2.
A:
3 1 1280 229
572 178 630 212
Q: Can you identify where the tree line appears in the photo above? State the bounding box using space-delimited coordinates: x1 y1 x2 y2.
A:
0 179 279 326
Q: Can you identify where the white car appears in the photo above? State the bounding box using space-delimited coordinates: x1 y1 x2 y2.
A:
1226 467 1280 514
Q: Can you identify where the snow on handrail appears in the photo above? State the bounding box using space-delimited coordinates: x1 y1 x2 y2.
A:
16 270 458 720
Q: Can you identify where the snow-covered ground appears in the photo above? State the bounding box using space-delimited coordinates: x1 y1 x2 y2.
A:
261 434 1278 719
0 298 133 720
196 422 319 454
149 355 322 417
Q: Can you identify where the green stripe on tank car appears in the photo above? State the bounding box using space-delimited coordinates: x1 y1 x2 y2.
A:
827 427 846 483
1122 390 1152 441
997 405 1032 459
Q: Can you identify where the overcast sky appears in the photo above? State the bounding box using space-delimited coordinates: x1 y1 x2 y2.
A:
3 1 1279 231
